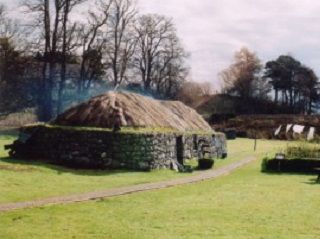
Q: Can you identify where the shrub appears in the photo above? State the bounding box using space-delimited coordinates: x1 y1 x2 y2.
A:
198 158 214 170
263 158 320 173
0 109 37 127
261 157 269 172
286 143 320 159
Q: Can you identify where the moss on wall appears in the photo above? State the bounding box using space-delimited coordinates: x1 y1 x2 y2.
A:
7 125 227 170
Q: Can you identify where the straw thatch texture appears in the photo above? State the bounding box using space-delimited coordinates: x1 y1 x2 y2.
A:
54 92 212 132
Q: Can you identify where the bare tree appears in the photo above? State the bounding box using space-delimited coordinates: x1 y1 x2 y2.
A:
0 4 4 18
23 0 65 120
57 0 86 114
105 0 136 88
23 0 87 118
153 34 188 97
133 14 188 97
0 4 20 40
0 4 35 113
0 4 8 84
133 14 174 90
0 4 10 103
76 0 113 101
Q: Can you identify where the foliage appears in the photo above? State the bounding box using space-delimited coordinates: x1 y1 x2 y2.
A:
285 143 320 159
176 81 212 107
260 157 268 172
262 157 320 173
216 50 320 116
0 109 37 127
262 142 320 173
221 47 269 100
264 55 319 114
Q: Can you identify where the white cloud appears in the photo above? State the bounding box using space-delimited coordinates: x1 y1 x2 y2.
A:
4 0 320 89
139 0 320 88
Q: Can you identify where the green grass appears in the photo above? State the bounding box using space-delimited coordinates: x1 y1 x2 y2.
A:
189 138 287 169
0 133 319 238
0 156 319 238
0 132 284 204
0 135 185 203
0 135 272 203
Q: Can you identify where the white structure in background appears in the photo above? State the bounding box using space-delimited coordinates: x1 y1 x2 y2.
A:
293 125 305 134
286 124 293 133
307 127 316 141
274 125 282 136
275 124 316 140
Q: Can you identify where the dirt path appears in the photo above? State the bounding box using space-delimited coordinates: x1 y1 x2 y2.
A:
0 156 256 213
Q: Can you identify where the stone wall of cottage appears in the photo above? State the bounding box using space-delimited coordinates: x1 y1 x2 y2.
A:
8 125 227 170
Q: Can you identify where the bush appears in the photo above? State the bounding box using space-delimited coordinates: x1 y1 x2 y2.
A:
286 143 320 159
262 158 320 173
0 109 37 127
223 129 237 140
261 157 268 172
198 158 215 170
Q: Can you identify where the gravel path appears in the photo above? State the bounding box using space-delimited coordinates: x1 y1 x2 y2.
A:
0 156 256 213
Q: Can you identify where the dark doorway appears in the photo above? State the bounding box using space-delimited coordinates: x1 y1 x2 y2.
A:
193 135 198 150
176 136 184 165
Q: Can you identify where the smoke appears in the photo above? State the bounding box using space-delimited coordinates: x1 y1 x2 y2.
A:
58 80 158 115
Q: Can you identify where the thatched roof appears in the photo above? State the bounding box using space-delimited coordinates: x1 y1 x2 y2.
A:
54 92 212 132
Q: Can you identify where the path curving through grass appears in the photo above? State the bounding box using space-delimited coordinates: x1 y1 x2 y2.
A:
0 156 256 212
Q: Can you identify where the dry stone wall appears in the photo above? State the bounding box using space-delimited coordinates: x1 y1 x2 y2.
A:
8 125 227 170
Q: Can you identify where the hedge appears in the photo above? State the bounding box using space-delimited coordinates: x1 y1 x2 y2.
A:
262 158 320 173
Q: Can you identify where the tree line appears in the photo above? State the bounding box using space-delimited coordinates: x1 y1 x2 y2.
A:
220 47 320 115
0 0 188 120
1 1 319 121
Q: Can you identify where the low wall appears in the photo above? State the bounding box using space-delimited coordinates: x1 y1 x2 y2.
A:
7 125 227 170
263 158 320 174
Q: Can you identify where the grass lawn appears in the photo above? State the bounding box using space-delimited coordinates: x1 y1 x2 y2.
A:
0 133 185 204
0 152 319 238
0 130 287 204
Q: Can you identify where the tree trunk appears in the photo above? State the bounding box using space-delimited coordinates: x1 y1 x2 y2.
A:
144 79 152 91
308 94 312 115
274 88 278 104
38 0 53 122
289 89 294 110
57 0 70 114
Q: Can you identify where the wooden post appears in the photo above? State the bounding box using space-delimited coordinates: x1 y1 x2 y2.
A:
254 130 257 152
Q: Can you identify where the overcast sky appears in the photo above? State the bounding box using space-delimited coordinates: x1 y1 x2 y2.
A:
5 0 320 89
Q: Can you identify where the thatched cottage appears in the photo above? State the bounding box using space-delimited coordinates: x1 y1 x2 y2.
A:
8 92 227 170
